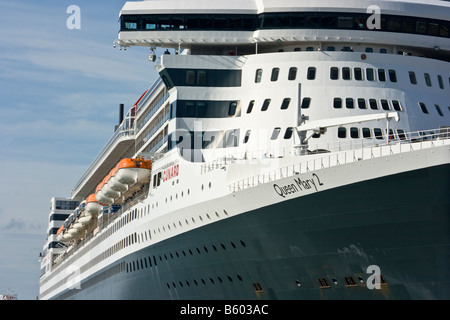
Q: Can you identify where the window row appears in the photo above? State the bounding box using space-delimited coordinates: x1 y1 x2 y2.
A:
418 102 446 117
245 97 299 113
161 68 242 89
168 129 241 151
173 100 241 118
409 71 449 89
337 127 407 140
120 12 450 39
255 66 449 89
333 98 402 111
330 67 397 82
126 239 247 274
243 127 294 144
255 67 315 82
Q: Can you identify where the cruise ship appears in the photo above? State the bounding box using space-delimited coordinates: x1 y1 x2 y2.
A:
39 0 450 300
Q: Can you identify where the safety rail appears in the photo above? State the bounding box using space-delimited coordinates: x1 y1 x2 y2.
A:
225 128 450 193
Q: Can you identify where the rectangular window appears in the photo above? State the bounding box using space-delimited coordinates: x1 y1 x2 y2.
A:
378 69 386 82
125 21 138 30
255 69 263 83
424 73 432 87
354 68 363 80
301 97 311 109
247 100 254 113
362 127 371 138
196 102 207 117
243 130 251 143
419 102 429 114
288 67 297 80
397 129 406 140
281 98 291 110
380 99 390 110
284 127 294 139
369 99 378 110
186 70 196 85
392 100 402 111
366 68 374 81
388 69 397 82
271 68 279 81
261 99 271 111
271 127 281 140
330 67 339 80
438 75 444 89
435 104 444 116
197 70 207 85
428 22 439 35
307 67 316 80
409 71 417 85
338 127 346 138
346 98 354 109
228 102 237 116
342 67 351 80
144 19 157 30
358 98 367 109
350 127 359 138
374 128 383 139
333 97 342 108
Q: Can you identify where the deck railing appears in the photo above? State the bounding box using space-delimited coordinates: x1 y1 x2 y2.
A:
218 128 450 193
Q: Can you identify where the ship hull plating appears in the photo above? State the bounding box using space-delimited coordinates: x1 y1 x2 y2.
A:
54 164 449 300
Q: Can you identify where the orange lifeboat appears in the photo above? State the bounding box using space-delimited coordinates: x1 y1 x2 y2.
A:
95 176 114 206
101 169 121 199
95 157 152 206
85 194 102 216
113 158 152 186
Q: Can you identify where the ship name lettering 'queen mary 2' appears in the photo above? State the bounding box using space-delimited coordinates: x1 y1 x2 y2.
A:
39 0 450 300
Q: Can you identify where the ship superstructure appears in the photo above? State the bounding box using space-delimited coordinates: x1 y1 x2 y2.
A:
39 0 450 300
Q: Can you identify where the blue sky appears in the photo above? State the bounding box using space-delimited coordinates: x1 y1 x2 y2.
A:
0 0 158 299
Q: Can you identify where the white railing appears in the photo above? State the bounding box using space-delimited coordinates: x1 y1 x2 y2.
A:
226 128 450 193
